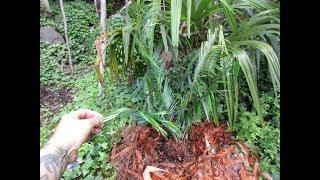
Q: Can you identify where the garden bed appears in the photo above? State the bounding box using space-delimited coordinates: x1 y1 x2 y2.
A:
110 121 271 179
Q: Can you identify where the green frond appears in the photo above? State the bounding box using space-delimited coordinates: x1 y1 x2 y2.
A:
193 29 218 85
220 54 240 130
123 24 131 65
137 110 169 138
227 46 265 125
266 34 280 59
162 78 173 110
218 25 229 55
102 107 180 140
160 25 169 53
220 0 238 32
196 0 219 20
228 24 279 41
201 95 211 121
102 107 132 122
171 0 182 47
209 90 219 126
239 0 278 11
232 40 280 91
186 0 191 38
148 0 162 56
181 0 219 22
109 45 119 82
228 9 279 41
158 118 181 141
247 9 280 26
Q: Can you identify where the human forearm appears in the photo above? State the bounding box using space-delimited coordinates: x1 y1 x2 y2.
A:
40 109 104 179
40 144 71 180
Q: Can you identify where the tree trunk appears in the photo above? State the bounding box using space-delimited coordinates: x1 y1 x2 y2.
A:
100 0 106 34
94 0 101 19
98 0 107 95
125 0 131 83
41 0 52 14
59 0 74 72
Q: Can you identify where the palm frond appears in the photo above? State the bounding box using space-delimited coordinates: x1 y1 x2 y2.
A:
196 0 219 20
201 94 212 121
103 107 180 140
193 29 218 85
162 78 173 110
149 0 162 56
211 91 220 123
186 0 191 38
102 107 132 122
123 25 131 65
227 46 265 125
247 9 280 26
228 24 279 41
220 0 238 32
160 25 169 53
137 110 169 138
181 0 219 23
240 0 277 11
266 34 280 59
109 45 119 83
158 118 181 141
228 9 279 41
220 54 240 130
232 40 280 91
171 0 183 47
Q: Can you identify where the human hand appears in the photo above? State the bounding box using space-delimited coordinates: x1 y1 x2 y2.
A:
46 109 104 163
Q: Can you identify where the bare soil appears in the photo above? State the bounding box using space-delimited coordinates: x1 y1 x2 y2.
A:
40 85 74 126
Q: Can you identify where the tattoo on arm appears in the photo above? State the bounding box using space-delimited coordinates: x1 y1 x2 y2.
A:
40 175 49 180
40 153 69 179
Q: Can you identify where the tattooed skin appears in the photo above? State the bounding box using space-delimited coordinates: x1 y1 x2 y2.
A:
40 153 69 180
40 175 49 180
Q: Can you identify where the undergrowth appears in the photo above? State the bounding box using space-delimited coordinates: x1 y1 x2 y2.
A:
40 42 76 90
40 70 137 178
41 0 100 64
235 92 280 179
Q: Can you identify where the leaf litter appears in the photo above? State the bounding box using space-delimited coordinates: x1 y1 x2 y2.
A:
110 121 271 179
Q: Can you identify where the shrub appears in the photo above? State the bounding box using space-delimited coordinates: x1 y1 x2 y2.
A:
235 93 280 178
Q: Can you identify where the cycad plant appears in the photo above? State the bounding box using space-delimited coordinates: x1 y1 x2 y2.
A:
99 0 280 141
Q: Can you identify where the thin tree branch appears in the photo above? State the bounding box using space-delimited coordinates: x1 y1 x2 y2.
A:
59 0 73 72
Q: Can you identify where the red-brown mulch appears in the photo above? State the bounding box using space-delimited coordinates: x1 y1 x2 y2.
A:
110 121 271 179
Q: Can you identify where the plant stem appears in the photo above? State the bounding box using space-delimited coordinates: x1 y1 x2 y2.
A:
59 0 73 72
